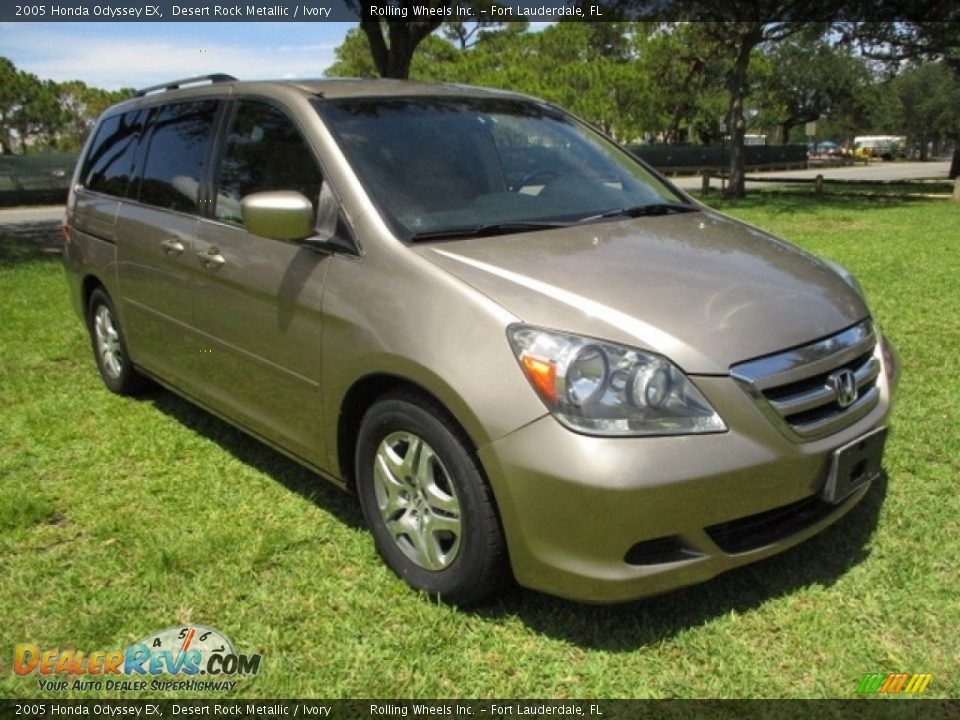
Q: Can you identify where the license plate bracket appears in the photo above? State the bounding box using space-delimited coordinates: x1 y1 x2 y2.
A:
822 427 888 505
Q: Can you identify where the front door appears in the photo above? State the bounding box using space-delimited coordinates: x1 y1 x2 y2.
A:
189 99 329 467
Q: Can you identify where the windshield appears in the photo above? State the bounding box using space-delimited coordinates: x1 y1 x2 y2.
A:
313 96 692 240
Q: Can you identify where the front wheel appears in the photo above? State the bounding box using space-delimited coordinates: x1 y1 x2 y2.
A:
355 392 509 605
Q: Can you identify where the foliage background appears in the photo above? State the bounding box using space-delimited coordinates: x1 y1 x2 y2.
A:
1 22 957 165
324 22 959 156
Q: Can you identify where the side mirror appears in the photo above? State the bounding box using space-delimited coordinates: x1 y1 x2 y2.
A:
241 191 315 241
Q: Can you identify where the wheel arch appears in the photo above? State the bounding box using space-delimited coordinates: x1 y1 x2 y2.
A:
81 273 107 314
335 372 488 491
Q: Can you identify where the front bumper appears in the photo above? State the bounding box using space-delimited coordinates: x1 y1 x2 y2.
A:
479 334 899 603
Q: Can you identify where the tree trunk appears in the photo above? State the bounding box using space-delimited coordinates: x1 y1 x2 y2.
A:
667 105 684 145
360 18 444 80
950 145 959 180
780 122 791 145
385 24 417 78
727 101 746 199
359 21 391 77
724 38 755 199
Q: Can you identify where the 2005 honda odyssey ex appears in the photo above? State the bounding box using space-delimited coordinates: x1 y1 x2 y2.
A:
63 75 900 605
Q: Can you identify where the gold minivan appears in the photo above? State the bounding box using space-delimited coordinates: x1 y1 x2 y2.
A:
64 75 899 604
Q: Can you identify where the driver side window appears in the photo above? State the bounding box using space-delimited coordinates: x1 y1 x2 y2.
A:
215 100 323 227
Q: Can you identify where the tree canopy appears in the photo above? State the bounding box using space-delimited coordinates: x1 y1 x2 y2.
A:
0 57 132 155
843 21 960 176
326 21 959 181
3 22 957 184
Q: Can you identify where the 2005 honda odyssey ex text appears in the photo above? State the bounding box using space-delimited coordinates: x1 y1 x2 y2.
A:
63 75 900 605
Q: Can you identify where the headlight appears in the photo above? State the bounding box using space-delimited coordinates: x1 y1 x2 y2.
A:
507 325 727 437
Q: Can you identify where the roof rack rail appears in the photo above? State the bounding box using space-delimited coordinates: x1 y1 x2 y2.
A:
134 74 238 98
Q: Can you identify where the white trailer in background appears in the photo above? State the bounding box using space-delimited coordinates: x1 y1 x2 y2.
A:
853 135 906 160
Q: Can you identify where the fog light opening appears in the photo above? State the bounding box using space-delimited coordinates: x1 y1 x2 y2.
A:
624 535 702 566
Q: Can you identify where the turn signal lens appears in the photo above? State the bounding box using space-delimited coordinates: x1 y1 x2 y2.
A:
521 355 557 403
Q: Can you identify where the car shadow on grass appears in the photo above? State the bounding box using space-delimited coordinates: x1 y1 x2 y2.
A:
136 381 887 648
474 473 888 650
141 386 366 532
134 380 890 647
0 220 63 266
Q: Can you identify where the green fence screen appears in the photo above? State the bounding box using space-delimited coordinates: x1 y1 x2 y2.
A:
0 153 78 206
0 146 809 207
628 144 808 173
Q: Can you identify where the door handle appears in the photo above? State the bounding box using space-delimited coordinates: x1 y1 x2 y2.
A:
198 248 226 270
160 238 185 255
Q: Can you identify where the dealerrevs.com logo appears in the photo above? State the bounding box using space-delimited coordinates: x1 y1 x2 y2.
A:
13 625 262 692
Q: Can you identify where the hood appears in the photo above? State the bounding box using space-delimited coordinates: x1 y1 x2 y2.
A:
414 209 868 374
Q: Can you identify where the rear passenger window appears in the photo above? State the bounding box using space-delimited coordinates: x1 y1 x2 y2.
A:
215 100 322 226
138 100 219 214
82 110 143 197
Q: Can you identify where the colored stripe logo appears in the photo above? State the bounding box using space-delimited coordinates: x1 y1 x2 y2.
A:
857 672 932 695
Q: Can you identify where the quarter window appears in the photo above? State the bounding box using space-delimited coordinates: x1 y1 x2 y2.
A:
215 101 322 226
138 100 219 214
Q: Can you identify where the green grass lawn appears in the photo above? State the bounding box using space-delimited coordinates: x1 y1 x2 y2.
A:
1 190 958 700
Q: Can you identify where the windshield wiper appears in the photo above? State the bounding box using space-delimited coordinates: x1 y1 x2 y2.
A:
408 220 574 242
407 205 698 241
577 203 699 224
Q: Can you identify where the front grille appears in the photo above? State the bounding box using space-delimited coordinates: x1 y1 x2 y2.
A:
704 494 835 554
731 321 881 441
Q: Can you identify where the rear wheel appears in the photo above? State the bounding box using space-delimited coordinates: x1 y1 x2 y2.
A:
86 288 148 395
355 391 509 605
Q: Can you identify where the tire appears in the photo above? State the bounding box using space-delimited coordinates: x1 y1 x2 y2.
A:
355 391 509 606
86 288 148 395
